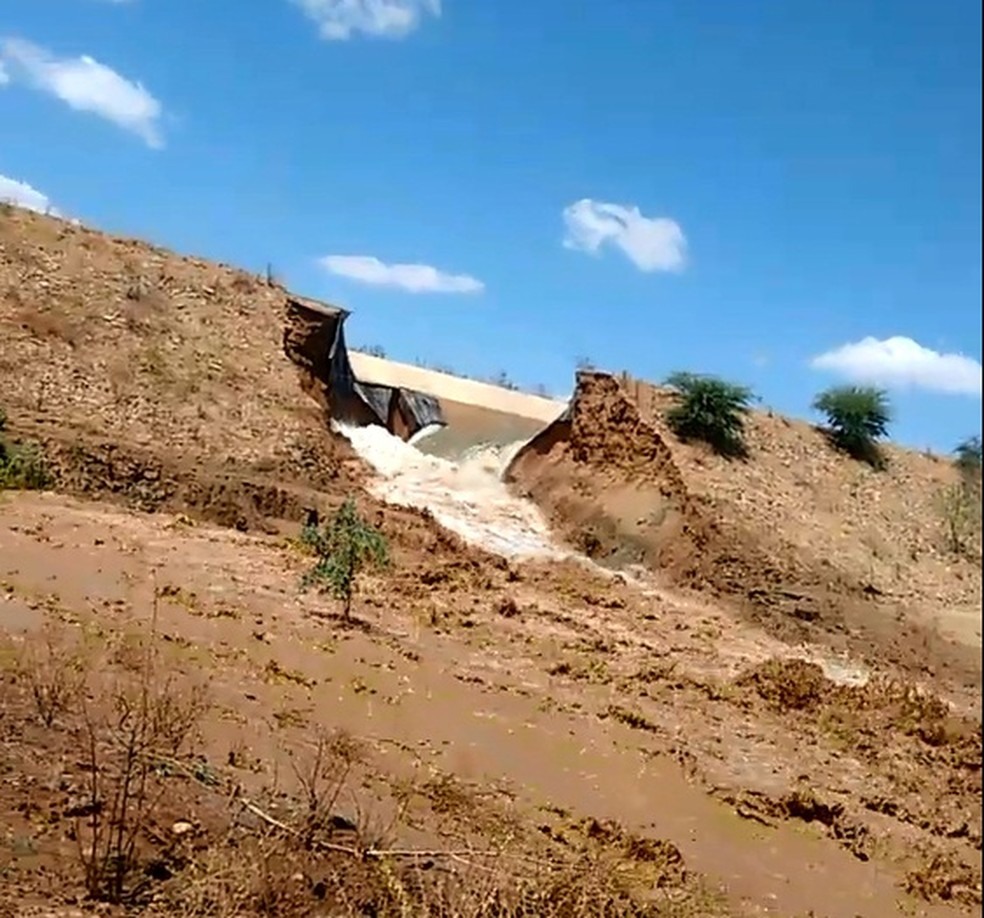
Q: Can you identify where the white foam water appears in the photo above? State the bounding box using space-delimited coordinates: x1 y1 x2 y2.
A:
334 422 568 560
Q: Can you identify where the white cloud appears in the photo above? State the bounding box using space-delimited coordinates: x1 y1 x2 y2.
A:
811 336 982 397
291 0 440 40
0 38 163 147
0 174 59 215
319 254 484 294
562 198 687 273
0 59 9 85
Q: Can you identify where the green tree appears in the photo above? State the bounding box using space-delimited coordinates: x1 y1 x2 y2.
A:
812 385 891 467
300 499 389 621
663 371 755 458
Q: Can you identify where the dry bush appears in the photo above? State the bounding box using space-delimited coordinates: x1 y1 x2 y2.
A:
151 746 714 916
16 307 81 346
0 616 713 914
148 832 383 917
938 480 982 557
153 837 717 917
289 728 366 851
76 636 209 904
8 625 90 728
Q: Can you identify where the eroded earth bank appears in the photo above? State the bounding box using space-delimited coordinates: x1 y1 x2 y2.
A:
1 207 981 916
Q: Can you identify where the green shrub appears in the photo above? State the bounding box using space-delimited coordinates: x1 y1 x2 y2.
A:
663 372 755 458
0 408 52 491
812 385 891 467
300 498 389 620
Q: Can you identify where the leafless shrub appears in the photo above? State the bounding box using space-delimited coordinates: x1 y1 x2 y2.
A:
938 480 982 557
76 636 209 903
16 306 81 347
289 728 365 851
11 626 89 728
155 836 712 917
146 832 312 917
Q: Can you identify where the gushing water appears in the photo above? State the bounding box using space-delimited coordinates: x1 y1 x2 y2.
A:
334 422 567 560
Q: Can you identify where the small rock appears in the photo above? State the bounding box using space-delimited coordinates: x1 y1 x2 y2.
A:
171 820 194 837
64 798 102 819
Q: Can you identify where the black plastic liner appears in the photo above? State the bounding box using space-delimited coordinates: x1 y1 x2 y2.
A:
285 296 445 441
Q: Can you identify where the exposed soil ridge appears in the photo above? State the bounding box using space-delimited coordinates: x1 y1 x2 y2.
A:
507 371 982 690
507 371 801 591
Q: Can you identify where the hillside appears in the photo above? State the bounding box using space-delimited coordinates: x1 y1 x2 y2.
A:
0 206 372 527
507 372 982 692
642 378 981 638
1 207 981 916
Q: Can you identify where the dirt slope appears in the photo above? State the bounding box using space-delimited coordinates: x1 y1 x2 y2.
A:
506 371 982 692
0 208 981 916
0 207 362 493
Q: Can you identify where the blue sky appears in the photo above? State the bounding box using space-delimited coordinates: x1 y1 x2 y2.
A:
2 0 981 449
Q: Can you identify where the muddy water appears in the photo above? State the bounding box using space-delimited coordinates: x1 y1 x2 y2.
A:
336 422 569 560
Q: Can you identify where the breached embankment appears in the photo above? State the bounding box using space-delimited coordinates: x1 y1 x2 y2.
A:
283 297 565 461
504 371 729 579
280 297 570 559
504 371 982 690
